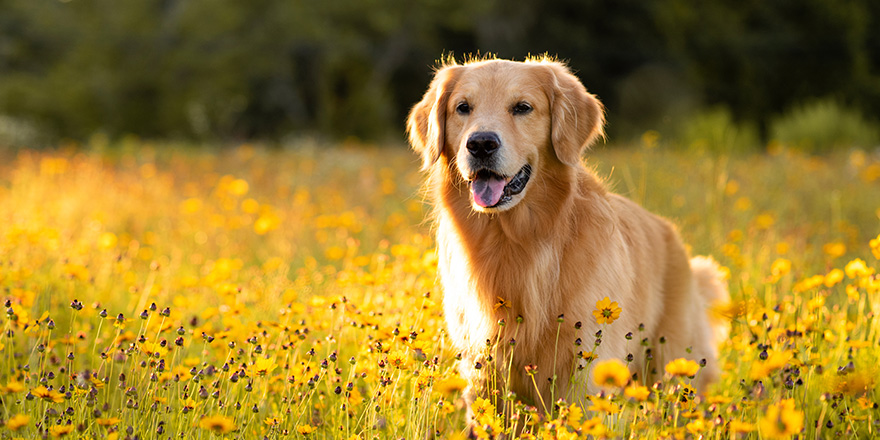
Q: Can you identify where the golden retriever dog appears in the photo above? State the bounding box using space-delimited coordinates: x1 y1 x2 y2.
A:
407 57 728 424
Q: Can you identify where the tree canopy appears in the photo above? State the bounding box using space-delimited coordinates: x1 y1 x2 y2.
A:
1 0 877 143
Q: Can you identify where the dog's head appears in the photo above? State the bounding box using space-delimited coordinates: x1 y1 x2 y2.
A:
407 58 605 213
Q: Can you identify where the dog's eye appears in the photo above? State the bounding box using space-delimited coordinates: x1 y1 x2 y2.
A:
456 102 471 115
512 101 533 115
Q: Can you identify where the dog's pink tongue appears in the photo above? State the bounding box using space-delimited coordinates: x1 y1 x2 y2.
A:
471 175 506 208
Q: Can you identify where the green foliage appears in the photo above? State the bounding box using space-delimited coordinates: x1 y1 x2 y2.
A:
1 0 879 145
678 107 760 154
0 0 494 142
770 99 880 153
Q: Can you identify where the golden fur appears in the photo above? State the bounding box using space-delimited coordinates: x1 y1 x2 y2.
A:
407 57 728 419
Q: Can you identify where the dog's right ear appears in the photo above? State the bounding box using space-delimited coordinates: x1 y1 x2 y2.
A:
407 66 461 170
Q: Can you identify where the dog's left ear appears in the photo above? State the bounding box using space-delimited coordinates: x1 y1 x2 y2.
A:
545 62 605 167
407 65 462 170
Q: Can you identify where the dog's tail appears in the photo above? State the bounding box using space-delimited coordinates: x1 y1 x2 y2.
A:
690 256 731 345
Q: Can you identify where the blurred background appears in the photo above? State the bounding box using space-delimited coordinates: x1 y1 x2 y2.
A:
1 0 879 152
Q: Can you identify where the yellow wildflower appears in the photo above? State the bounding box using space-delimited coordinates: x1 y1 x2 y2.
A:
592 359 630 388
386 350 410 370
759 399 803 439
474 416 504 439
828 367 876 395
253 357 277 376
579 350 597 362
414 369 434 393
96 417 121 426
48 425 75 437
63 263 90 281
734 196 752 211
434 374 468 395
807 295 825 312
776 241 790 255
198 415 236 434
593 297 622 325
686 418 707 435
665 358 700 377
98 232 118 250
4 381 25 394
140 341 168 358
681 410 701 419
822 242 846 259
324 246 346 260
847 285 860 301
770 258 791 280
581 416 607 436
707 394 732 405
471 397 496 425
793 274 825 293
347 387 364 406
32 386 64 403
824 269 844 287
624 385 651 401
588 396 621 414
179 197 203 215
755 213 775 229
845 258 873 279
297 424 315 435
750 350 793 380
254 211 281 235
5 414 29 430
870 234 880 259
227 178 249 196
564 403 584 429
724 179 739 196
729 420 755 434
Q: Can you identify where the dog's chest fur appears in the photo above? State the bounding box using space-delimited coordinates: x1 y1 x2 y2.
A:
436 216 560 355
432 166 635 359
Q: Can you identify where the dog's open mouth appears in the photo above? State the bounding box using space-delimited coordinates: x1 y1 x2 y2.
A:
468 164 532 208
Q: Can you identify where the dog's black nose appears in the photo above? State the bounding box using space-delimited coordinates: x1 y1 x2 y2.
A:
466 132 500 159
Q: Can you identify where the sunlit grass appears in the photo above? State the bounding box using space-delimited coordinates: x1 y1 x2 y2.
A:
0 140 879 438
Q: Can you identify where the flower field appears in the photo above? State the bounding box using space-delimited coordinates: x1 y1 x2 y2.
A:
1 139 879 439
